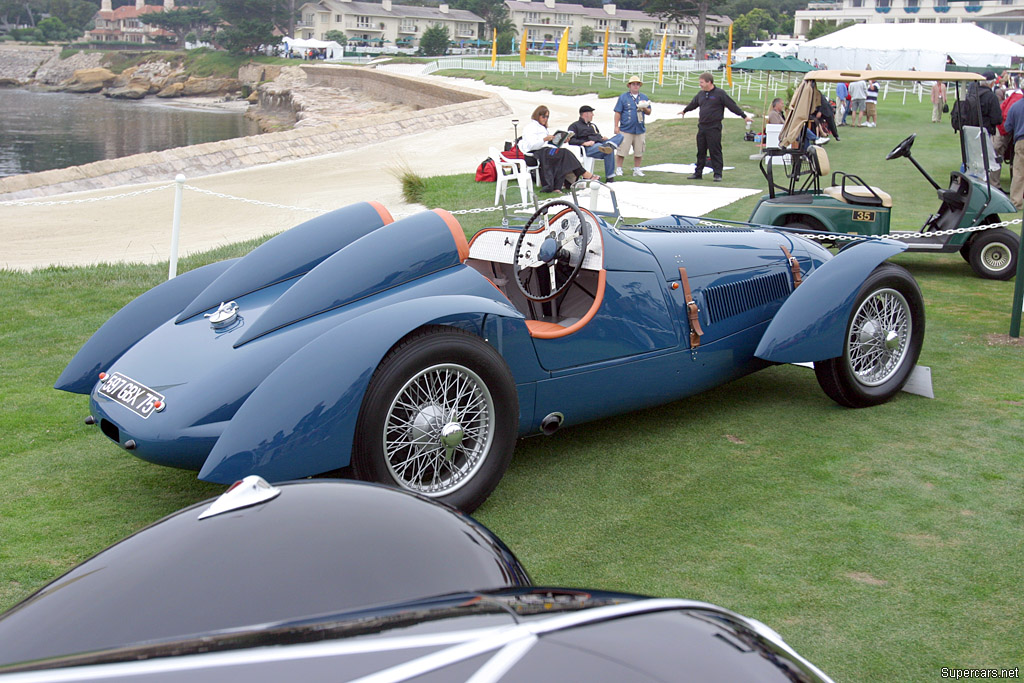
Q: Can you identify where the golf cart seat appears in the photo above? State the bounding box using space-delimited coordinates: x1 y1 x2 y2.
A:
824 170 892 208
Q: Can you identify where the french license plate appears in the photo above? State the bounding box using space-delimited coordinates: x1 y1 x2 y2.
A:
98 372 164 419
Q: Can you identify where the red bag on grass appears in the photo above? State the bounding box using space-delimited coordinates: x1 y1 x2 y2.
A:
475 158 496 182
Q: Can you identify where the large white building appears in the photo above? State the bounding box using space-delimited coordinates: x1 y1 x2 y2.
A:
297 0 486 48
505 0 731 51
794 0 1024 46
296 0 731 52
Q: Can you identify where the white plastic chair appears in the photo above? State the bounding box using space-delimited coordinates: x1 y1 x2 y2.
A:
567 144 596 174
764 123 785 167
490 147 534 207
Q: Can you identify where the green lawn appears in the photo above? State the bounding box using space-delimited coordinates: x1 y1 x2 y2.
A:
1 85 1022 680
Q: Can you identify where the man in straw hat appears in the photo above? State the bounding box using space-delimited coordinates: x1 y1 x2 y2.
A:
613 75 653 177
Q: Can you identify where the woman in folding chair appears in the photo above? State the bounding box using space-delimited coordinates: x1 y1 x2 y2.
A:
519 105 600 193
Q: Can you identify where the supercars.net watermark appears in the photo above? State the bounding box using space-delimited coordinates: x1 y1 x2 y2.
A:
941 668 1019 680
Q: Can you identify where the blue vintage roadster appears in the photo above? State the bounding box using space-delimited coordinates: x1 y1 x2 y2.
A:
57 196 925 511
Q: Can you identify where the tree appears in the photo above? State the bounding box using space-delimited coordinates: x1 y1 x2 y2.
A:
47 0 100 32
325 29 347 46
579 25 594 46
140 7 214 49
637 27 653 52
419 23 449 57
37 16 70 41
451 0 508 32
806 19 855 41
216 0 294 37
730 8 774 47
217 18 277 54
642 0 726 57
496 29 513 54
0 0 46 28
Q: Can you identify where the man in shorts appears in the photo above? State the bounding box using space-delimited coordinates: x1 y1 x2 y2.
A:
865 80 879 127
849 79 868 127
613 75 652 176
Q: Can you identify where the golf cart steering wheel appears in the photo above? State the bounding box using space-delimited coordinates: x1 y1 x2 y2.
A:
513 200 591 303
886 134 917 161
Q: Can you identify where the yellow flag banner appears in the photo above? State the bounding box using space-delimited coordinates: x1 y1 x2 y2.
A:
520 29 527 67
602 28 609 77
557 27 569 73
657 32 667 85
726 24 733 87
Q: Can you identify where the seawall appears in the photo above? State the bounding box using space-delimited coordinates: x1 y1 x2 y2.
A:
0 64 510 201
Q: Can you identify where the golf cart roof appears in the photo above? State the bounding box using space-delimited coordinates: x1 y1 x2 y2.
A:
803 69 984 82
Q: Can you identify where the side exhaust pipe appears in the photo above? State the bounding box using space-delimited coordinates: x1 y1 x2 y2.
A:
540 412 564 436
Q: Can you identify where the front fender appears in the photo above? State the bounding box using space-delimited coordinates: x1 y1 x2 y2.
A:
197 295 525 484
55 259 238 394
754 239 906 363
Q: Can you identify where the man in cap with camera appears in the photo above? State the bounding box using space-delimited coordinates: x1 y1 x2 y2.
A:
613 75 652 176
569 105 624 181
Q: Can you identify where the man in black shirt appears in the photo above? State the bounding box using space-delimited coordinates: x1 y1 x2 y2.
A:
568 105 624 180
678 72 752 181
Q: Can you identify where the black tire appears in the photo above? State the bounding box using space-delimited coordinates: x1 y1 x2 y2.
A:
968 228 1019 280
352 326 518 513
786 220 833 248
814 263 925 408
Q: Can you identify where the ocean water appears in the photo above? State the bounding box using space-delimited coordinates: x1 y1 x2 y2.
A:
0 89 260 177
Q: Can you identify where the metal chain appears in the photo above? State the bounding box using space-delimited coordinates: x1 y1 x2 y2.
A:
690 216 1023 242
4 180 1018 244
0 184 170 207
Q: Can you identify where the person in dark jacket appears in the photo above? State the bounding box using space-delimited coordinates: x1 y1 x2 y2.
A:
568 105 624 180
678 72 752 181
968 72 1004 136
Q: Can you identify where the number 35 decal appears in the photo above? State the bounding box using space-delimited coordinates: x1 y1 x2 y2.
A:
852 210 876 222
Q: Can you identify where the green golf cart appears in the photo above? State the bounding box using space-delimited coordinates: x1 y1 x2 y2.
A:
749 69 1020 280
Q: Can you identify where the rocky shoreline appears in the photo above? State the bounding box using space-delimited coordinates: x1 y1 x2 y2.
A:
0 46 425 136
0 60 510 200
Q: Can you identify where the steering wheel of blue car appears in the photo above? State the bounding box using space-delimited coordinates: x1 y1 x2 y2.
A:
886 133 916 161
513 200 591 303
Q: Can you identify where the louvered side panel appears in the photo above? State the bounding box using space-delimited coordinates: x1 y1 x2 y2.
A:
704 271 791 325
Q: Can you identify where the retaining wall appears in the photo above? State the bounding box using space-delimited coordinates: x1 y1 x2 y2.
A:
0 65 509 201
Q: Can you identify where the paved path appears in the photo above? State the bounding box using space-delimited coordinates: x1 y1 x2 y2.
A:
0 69 745 271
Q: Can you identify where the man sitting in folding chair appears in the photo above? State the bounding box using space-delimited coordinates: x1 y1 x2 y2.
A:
568 105 623 181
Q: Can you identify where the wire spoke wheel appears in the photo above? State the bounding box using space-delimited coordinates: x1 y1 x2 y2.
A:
814 263 925 408
383 363 495 496
353 326 518 513
846 288 911 386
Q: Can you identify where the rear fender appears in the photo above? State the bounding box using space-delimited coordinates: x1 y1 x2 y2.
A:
54 259 238 394
198 295 527 484
754 239 906 363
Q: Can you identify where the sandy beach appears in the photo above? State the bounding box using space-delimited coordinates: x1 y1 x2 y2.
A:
0 68 748 271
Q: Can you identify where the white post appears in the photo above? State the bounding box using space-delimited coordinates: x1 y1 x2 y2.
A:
169 174 185 280
589 180 600 213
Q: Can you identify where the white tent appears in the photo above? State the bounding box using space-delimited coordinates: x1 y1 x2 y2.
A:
283 36 345 57
735 39 803 62
798 23 1024 72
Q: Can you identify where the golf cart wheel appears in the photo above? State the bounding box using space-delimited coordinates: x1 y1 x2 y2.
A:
352 326 519 513
784 218 831 246
968 228 1019 280
814 263 925 408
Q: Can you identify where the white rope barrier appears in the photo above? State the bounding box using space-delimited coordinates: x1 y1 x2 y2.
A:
3 176 1019 280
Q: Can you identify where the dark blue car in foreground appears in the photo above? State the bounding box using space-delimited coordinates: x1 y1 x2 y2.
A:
0 477 834 682
57 196 925 511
